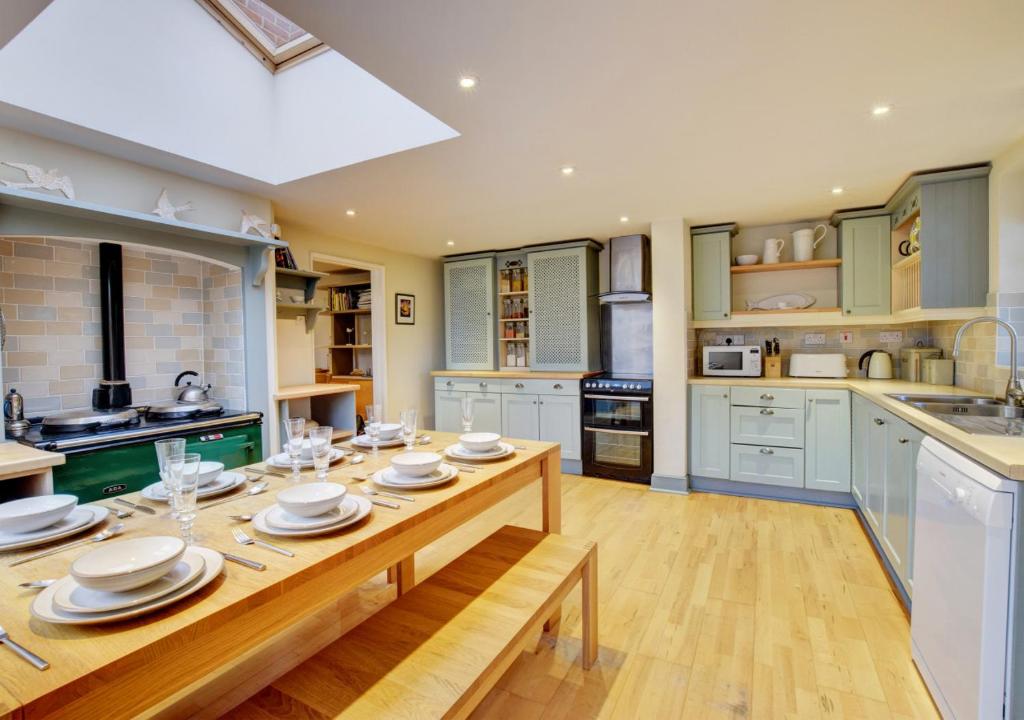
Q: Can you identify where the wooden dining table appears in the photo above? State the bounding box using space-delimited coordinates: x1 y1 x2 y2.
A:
0 432 562 720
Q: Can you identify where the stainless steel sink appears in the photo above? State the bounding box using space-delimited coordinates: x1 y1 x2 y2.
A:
886 393 1024 435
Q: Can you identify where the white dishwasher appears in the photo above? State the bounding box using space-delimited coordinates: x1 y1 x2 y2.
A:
912 437 1018 720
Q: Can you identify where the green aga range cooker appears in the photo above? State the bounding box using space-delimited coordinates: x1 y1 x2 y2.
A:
18 409 263 502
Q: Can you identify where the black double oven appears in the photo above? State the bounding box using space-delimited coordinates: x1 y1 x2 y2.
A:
581 375 653 484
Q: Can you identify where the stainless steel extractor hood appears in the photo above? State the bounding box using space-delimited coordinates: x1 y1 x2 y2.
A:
600 234 651 303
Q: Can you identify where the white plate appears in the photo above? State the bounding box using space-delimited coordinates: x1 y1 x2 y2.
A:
0 506 109 552
373 464 458 490
141 471 247 503
264 497 359 530
253 495 372 537
444 442 516 462
350 435 405 449
54 553 206 613
266 448 345 469
31 546 224 625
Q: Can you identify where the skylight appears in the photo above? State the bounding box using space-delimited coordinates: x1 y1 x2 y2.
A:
198 0 326 72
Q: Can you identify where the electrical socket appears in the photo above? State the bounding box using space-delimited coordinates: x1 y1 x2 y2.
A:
714 334 745 346
839 331 854 344
880 330 904 344
803 333 826 346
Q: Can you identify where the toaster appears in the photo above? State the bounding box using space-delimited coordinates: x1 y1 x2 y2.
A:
789 353 849 378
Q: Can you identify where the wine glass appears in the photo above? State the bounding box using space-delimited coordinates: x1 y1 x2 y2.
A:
309 426 333 481
284 417 305 482
167 452 201 545
400 409 418 452
154 437 185 518
366 404 382 456
460 397 474 434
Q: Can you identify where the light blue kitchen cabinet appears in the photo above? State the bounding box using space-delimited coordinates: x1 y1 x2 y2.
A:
538 393 581 461
851 394 871 509
464 391 502 435
691 224 735 321
804 390 851 492
501 393 539 441
443 256 496 370
526 243 601 371
434 388 466 433
864 408 891 533
689 386 731 479
731 405 804 448
884 416 924 595
836 213 891 316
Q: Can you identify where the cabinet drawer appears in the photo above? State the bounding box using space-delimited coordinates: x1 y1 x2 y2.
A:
731 406 804 448
434 377 499 393
730 444 804 488
501 379 579 396
730 386 805 409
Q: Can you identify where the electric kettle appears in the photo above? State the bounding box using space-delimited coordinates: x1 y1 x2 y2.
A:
858 350 894 379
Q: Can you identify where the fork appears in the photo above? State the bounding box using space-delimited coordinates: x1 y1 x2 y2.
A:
0 624 48 670
361 484 414 502
230 527 294 557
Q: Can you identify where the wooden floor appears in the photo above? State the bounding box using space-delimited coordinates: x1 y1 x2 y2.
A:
408 475 939 720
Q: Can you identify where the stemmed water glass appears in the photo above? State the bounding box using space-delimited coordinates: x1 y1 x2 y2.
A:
400 409 418 452
284 417 306 482
167 452 201 545
309 426 333 481
154 437 186 518
460 397 474 434
366 404 382 456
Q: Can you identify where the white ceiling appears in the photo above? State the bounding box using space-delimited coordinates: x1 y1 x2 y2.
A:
3 1 1023 257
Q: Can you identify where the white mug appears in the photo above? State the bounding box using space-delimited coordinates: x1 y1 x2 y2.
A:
792 224 827 262
763 237 785 264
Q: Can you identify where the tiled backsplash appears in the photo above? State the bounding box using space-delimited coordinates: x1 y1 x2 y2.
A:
1 237 245 415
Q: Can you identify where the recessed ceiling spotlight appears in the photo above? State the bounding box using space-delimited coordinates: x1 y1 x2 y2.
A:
560 165 575 176
871 104 893 116
831 186 845 195
446 240 455 246
458 75 477 89
619 216 629 223
345 209 356 216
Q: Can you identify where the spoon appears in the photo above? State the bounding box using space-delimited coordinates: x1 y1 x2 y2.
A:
418 436 432 445
228 514 254 522
9 524 126 567
103 505 135 519
349 454 365 465
199 482 269 510
17 579 56 589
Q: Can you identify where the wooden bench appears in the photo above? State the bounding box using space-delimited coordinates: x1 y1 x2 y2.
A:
225 525 598 719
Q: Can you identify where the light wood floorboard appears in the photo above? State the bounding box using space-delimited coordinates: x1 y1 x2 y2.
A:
407 474 939 720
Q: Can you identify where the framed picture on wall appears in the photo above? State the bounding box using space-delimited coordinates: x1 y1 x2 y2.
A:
395 293 415 325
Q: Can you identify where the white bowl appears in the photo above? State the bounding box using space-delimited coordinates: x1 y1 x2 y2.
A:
458 432 501 453
277 482 348 518
377 423 403 441
390 452 443 478
0 494 78 534
735 254 760 266
71 536 186 592
197 461 225 486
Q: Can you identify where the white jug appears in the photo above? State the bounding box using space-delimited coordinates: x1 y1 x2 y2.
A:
763 237 785 264
792 224 827 262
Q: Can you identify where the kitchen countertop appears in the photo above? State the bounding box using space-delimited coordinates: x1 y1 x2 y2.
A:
431 370 602 380
0 441 64 481
274 383 360 401
690 376 1024 480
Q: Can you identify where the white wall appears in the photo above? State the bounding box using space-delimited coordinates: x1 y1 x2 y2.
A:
650 218 689 492
990 135 1024 294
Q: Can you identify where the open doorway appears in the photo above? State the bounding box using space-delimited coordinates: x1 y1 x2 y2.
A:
310 253 387 431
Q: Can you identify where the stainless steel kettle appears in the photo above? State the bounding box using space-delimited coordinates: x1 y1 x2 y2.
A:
174 370 212 403
4 388 31 437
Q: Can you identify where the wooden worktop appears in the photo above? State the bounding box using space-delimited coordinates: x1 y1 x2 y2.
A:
431 370 602 380
273 383 359 401
0 441 63 482
690 375 1024 481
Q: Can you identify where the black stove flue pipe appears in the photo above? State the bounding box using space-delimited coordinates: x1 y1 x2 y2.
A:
92 242 132 409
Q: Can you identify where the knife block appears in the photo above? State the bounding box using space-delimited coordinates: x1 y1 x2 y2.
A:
764 356 782 379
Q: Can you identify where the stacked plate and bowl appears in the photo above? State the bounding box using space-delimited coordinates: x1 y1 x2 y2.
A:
265 440 347 470
350 423 405 450
444 433 516 462
0 495 109 552
30 535 224 625
252 482 372 537
141 461 247 502
370 450 459 490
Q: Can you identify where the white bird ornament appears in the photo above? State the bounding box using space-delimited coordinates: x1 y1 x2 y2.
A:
1 162 75 199
240 210 275 239
152 189 194 220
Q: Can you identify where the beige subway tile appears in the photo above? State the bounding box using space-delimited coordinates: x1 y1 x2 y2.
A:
0 239 11 256
45 321 81 335
123 255 152 271
145 297 171 311
14 243 54 261
20 365 59 381
3 288 45 305
6 351 47 366
173 274 199 288
152 286 179 299
5 320 45 335
4 256 45 275
57 306 93 322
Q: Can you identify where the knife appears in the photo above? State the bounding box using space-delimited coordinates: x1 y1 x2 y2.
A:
114 498 156 515
222 552 266 571
772 337 780 356
765 339 772 357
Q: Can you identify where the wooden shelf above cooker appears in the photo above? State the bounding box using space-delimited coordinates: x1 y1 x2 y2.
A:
730 258 842 274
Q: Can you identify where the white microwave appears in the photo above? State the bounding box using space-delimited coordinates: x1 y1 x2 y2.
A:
702 345 762 376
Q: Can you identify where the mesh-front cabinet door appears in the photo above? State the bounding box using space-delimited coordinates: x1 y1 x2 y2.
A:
528 246 599 371
444 257 496 370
